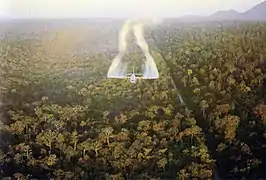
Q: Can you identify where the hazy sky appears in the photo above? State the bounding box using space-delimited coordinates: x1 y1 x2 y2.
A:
2 0 265 18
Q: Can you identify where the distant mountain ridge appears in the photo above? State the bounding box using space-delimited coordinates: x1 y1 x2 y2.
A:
178 1 266 21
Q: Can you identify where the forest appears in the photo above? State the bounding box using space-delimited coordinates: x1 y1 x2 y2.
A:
1 20 266 180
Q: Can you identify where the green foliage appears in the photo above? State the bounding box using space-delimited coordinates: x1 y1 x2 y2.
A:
1 20 266 179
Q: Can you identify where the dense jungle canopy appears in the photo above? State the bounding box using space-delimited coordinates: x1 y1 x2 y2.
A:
1 20 266 180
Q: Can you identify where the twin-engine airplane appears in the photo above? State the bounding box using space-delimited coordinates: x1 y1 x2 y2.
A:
107 18 160 83
108 67 158 83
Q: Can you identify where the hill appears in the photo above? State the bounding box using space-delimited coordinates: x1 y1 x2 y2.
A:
178 1 266 21
243 1 266 20
208 9 241 21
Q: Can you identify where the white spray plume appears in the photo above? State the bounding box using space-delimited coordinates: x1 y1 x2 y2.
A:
107 18 161 79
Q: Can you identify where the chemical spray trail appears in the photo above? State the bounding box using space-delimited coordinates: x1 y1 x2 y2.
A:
107 19 159 79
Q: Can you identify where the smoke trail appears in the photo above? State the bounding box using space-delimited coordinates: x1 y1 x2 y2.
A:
133 22 159 78
107 18 159 79
107 20 131 78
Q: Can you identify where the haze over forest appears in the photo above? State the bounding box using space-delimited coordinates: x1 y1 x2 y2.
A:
1 1 266 53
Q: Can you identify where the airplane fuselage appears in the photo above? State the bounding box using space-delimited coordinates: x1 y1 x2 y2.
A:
130 73 137 83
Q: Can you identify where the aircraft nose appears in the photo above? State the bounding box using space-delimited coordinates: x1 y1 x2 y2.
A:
130 77 136 83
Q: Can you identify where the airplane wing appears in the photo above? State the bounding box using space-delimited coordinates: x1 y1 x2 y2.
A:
108 75 158 79
142 76 159 79
107 75 127 79
135 73 142 76
128 74 158 79
108 73 158 79
109 74 138 79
